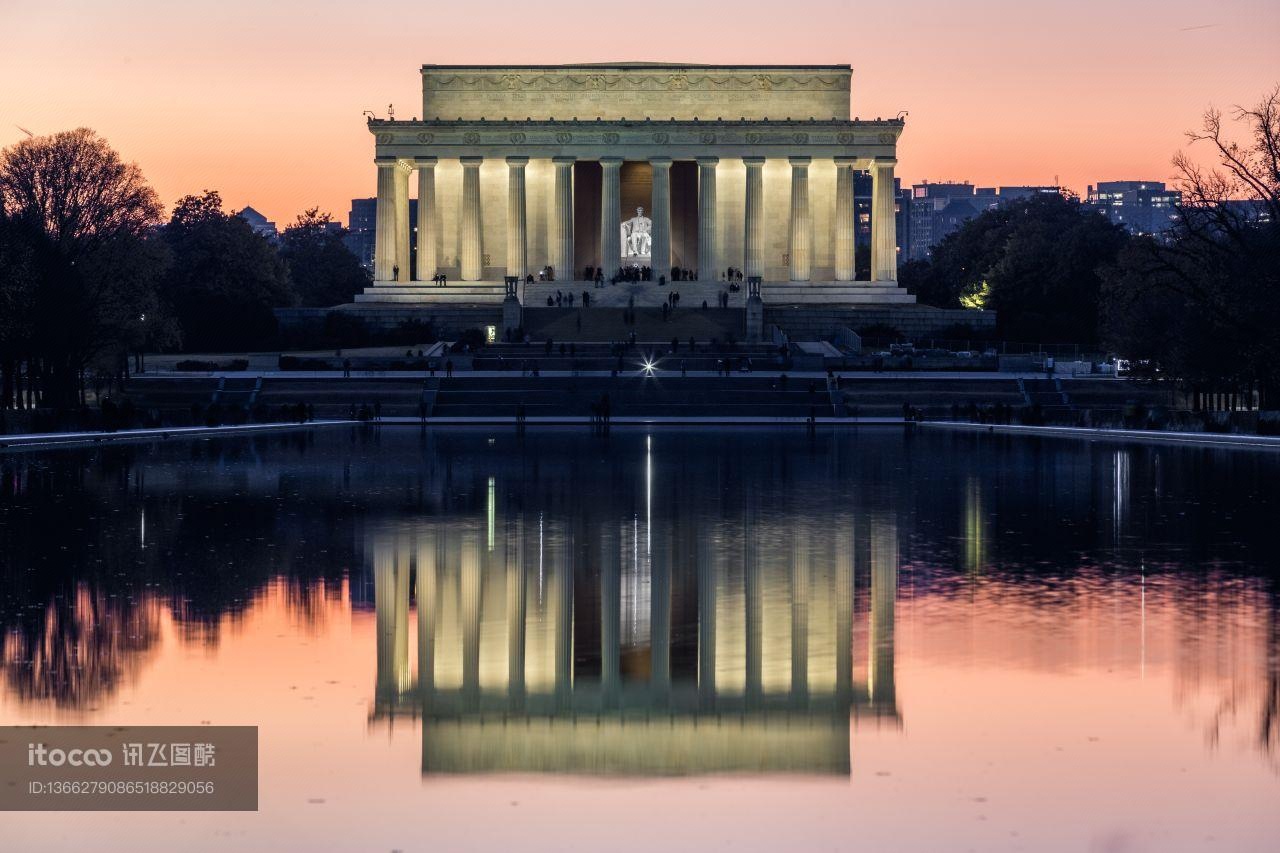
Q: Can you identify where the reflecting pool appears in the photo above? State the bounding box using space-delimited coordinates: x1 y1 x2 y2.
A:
2 428 1278 850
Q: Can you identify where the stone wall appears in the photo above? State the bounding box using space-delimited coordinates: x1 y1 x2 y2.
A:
764 306 996 341
276 306 504 339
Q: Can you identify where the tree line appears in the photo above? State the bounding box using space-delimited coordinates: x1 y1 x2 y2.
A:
900 85 1279 407
0 128 370 410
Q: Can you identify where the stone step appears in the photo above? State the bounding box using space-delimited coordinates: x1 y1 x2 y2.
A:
356 280 915 307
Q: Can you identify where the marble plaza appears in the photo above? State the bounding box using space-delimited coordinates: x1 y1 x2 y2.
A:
357 63 912 309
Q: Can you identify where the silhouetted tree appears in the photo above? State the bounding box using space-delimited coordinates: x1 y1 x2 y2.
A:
160 190 295 352
1102 85 1280 404
278 208 370 307
0 129 166 409
904 193 1129 345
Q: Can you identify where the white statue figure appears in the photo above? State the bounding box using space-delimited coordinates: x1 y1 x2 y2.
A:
621 206 652 259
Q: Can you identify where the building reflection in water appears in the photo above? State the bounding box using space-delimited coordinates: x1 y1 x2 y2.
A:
368 442 900 776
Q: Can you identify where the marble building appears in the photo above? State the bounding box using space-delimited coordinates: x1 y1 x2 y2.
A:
360 63 910 307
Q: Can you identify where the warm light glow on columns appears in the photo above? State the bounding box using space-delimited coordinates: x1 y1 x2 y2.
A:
551 157 575 281
599 157 622 276
743 157 765 278
788 156 812 282
373 157 396 282
649 157 672 277
460 156 484 281
871 157 898 282
392 161 411 282
373 156 411 282
506 156 528 279
833 157 856 282
868 515 898 704
697 157 718 280
414 157 437 282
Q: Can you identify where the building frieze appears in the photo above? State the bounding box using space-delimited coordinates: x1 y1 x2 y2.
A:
369 119 902 153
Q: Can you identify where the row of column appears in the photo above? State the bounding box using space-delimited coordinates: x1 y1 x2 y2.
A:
373 155 898 284
374 522 896 708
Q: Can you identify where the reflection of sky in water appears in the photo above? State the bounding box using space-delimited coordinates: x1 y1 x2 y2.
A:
1 429 1278 850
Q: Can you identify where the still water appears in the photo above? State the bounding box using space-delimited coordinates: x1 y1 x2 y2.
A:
1 428 1277 851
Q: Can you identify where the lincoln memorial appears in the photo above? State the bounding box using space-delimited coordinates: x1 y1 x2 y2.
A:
359 63 912 310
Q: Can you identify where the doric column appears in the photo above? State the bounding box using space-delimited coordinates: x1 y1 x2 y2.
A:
834 157 856 281
392 162 411 282
697 537 716 706
835 526 854 701
551 157 575 281
373 157 396 282
869 515 898 708
414 157 437 281
649 157 672 277
459 156 484 281
601 528 621 706
415 534 438 697
460 533 481 704
374 538 411 702
744 507 762 703
743 157 765 278
871 157 898 282
697 157 718 280
790 530 809 702
788 156 812 281
505 156 528 279
599 157 622 277
506 525 526 705
373 157 410 282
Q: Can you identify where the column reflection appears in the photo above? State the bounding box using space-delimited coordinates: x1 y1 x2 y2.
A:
367 444 903 775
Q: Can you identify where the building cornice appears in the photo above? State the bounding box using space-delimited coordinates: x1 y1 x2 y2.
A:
368 117 902 163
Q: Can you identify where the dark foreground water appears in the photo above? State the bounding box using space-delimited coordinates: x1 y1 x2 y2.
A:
1 428 1278 851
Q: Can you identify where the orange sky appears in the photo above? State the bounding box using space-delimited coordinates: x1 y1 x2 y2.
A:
3 0 1278 227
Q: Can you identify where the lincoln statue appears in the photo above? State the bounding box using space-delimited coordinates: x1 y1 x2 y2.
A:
622 206 652 261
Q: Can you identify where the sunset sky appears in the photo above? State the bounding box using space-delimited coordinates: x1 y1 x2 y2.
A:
3 0 1277 226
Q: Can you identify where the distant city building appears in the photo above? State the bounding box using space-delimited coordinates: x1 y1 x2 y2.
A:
236 206 278 242
1218 198 1273 225
346 197 418 272
907 182 1059 260
1085 181 1181 237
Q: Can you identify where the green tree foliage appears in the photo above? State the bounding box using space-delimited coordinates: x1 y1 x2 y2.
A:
0 128 166 409
278 208 370 307
160 190 295 352
904 194 1129 345
1102 85 1280 403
